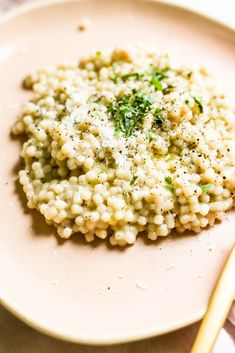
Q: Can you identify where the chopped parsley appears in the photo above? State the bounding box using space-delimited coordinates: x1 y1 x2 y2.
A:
122 72 144 81
152 67 169 81
150 67 169 91
109 89 153 136
109 66 169 135
151 76 163 91
120 67 170 93
148 130 157 142
130 175 138 185
205 117 213 124
200 184 213 192
165 176 172 185
96 50 101 56
165 185 173 193
187 71 192 79
112 64 119 84
163 85 175 94
193 96 204 113
185 99 189 105
164 176 173 193
153 107 165 126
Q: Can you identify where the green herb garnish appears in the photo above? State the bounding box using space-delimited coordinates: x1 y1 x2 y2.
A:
185 99 189 105
122 72 144 81
187 71 192 79
151 76 163 91
164 176 173 192
109 89 153 136
96 50 101 56
205 118 213 124
148 130 157 142
152 67 169 80
200 184 213 192
112 64 119 84
130 175 138 185
163 85 175 94
165 185 173 193
154 107 165 126
165 176 172 185
164 176 174 192
193 96 204 113
150 67 169 91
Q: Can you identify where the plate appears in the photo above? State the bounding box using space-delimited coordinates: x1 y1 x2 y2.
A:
0 0 235 345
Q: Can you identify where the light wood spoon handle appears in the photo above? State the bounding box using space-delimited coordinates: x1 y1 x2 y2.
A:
190 245 235 353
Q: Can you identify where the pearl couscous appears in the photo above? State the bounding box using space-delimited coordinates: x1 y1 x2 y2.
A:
12 47 235 245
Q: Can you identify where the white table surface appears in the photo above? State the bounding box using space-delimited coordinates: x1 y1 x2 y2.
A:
0 1 234 352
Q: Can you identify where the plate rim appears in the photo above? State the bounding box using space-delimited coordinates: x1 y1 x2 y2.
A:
0 0 234 345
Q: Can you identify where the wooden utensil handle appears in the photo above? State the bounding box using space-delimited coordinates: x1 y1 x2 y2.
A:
190 245 235 353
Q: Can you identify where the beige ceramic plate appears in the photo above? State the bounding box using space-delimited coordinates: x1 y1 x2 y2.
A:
0 0 235 345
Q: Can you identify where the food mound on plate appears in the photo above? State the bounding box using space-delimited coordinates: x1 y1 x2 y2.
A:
12 47 235 245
